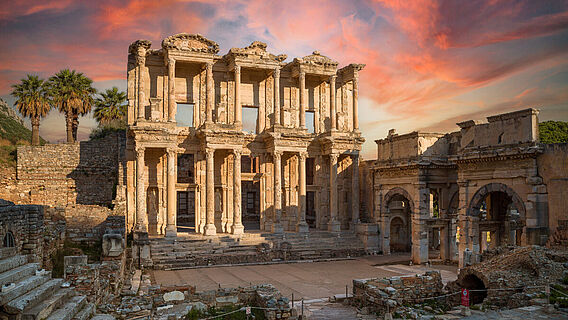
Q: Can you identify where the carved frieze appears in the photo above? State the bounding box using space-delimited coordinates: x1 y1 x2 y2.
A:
161 33 219 54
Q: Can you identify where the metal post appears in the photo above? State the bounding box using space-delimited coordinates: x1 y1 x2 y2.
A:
301 299 304 317
346 285 348 299
292 293 294 310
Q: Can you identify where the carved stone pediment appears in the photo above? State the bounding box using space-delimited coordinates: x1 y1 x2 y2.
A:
294 51 338 67
128 40 152 55
226 41 287 62
162 33 219 54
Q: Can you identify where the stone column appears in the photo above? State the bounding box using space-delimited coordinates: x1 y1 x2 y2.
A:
165 149 177 237
330 75 337 131
137 53 146 120
204 148 216 235
272 151 283 233
135 145 147 232
167 57 176 122
234 65 242 126
351 154 360 227
352 76 359 131
273 68 281 126
206 62 214 123
297 152 309 233
299 71 306 129
328 153 340 232
232 150 244 234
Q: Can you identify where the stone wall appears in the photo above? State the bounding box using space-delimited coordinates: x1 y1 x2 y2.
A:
63 205 125 243
538 143 568 233
0 201 45 259
16 132 126 207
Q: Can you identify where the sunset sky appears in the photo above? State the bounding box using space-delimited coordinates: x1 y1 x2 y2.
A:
1 0 567 158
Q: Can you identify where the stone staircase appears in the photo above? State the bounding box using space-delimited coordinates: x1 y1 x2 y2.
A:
150 230 367 270
0 247 95 320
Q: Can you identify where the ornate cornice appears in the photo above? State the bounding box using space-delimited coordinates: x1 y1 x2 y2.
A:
161 33 219 54
226 41 286 62
294 51 338 68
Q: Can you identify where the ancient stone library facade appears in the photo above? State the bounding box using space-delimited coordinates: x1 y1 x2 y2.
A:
126 33 365 237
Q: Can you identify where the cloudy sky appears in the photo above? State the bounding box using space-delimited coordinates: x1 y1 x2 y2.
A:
1 0 567 158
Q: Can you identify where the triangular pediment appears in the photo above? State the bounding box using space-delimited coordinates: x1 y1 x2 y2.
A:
162 33 219 54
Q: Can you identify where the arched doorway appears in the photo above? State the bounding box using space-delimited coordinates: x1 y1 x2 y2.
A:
469 183 526 250
387 193 412 252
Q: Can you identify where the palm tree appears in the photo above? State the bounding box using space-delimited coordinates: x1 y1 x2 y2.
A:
48 69 96 143
93 87 127 126
11 75 52 145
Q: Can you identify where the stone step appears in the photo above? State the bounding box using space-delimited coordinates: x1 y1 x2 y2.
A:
72 302 95 320
0 274 51 305
23 288 73 320
4 278 63 314
0 255 28 274
0 262 40 288
46 295 87 320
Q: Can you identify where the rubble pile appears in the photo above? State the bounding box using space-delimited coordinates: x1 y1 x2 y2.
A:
447 246 568 308
352 271 445 316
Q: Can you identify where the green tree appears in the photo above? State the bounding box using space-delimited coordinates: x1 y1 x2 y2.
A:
539 121 568 144
48 69 96 143
93 87 127 125
10 75 52 145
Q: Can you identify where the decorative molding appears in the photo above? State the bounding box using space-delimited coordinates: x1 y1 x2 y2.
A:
162 33 219 54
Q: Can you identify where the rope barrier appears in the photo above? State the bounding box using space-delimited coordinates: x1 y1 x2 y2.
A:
550 286 568 298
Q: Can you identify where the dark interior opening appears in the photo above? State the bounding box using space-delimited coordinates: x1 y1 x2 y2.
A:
461 274 487 305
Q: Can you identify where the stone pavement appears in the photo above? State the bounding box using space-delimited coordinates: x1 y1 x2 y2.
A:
151 254 458 300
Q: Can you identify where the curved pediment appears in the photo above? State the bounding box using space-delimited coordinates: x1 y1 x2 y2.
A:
161 33 219 54
128 40 152 55
295 51 338 67
226 41 287 62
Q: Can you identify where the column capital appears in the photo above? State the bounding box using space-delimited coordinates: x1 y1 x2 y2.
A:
234 64 241 74
274 67 281 77
166 148 178 158
206 61 214 70
205 148 215 158
330 153 338 162
273 150 282 160
135 145 145 154
299 71 306 80
329 74 337 82
299 151 308 160
233 149 242 157
167 57 175 66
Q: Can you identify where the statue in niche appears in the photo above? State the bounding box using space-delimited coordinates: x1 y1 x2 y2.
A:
337 113 346 131
215 188 223 213
216 102 226 124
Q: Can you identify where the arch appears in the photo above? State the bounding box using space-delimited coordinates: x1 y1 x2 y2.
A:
467 183 526 219
3 231 15 248
382 187 415 215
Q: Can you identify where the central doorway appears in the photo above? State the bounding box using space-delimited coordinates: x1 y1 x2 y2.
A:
241 180 260 230
177 190 195 232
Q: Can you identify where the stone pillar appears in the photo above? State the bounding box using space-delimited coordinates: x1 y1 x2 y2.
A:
299 71 306 129
165 149 177 237
330 75 337 131
297 152 309 233
167 57 176 122
351 154 360 227
137 53 146 120
232 150 244 234
352 76 359 131
272 151 283 233
206 62 214 123
411 218 429 264
234 65 242 126
328 153 341 232
135 145 147 232
274 68 281 126
204 148 216 235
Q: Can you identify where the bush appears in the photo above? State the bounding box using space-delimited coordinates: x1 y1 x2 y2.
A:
89 121 126 140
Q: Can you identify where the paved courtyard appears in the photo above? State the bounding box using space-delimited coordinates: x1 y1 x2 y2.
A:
151 254 458 300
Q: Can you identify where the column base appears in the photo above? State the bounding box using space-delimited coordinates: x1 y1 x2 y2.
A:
271 223 284 234
231 224 245 235
328 220 341 233
165 225 177 238
204 224 217 236
296 222 309 233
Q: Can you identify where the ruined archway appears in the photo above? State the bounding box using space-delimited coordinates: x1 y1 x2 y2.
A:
461 274 487 305
384 188 413 253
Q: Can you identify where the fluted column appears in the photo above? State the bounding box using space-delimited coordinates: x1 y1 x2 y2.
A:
135 145 147 232
351 154 360 228
297 152 309 233
330 75 337 131
352 76 359 131
272 151 283 233
204 148 216 235
234 65 242 126
328 153 340 232
232 150 244 234
137 54 146 120
273 68 281 126
167 57 176 122
299 71 306 128
206 62 214 123
165 149 177 237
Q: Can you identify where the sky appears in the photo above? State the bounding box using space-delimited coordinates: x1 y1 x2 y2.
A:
1 0 567 159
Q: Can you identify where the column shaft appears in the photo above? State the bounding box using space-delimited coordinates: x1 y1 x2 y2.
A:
274 68 281 126
352 77 359 131
234 65 242 125
135 146 147 232
206 62 214 123
330 75 337 130
165 150 177 237
137 60 145 120
351 154 360 226
272 151 283 233
297 153 309 232
168 58 176 122
232 150 244 234
299 71 306 128
329 154 340 232
204 148 216 235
